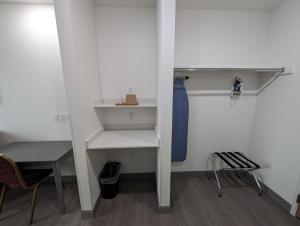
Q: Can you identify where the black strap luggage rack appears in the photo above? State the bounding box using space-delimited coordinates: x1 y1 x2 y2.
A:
208 152 262 197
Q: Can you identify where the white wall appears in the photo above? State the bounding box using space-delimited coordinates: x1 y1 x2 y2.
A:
94 6 158 175
95 6 157 131
0 4 69 143
104 148 157 174
173 96 257 171
0 4 74 175
172 9 270 172
96 7 157 99
175 9 270 66
54 0 104 210
249 0 300 209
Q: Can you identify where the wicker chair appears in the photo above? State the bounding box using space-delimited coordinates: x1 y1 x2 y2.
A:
0 154 52 224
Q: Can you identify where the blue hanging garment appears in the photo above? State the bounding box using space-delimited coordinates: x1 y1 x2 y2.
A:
172 79 189 162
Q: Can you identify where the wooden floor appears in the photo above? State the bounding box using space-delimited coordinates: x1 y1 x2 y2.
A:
0 175 299 226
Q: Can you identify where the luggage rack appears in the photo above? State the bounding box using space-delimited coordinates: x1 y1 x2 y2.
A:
208 152 262 197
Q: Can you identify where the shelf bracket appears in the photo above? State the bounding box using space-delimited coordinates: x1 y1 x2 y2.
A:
257 71 282 95
257 66 295 95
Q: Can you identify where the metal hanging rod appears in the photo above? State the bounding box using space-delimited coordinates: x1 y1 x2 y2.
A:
175 75 190 80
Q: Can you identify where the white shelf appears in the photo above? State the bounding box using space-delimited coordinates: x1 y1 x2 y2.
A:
174 65 295 96
94 98 157 108
174 65 288 73
87 130 159 150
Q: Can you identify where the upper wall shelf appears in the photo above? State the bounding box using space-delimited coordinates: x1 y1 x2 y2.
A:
174 65 293 74
174 65 295 96
94 98 157 108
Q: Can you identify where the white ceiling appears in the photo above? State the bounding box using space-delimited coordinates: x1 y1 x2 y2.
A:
0 0 286 11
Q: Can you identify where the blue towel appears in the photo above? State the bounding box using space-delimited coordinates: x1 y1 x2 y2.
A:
172 79 189 162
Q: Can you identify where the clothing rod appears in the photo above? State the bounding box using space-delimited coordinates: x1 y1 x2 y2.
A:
175 76 190 80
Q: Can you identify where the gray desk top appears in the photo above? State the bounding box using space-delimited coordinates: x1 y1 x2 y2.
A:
0 141 73 163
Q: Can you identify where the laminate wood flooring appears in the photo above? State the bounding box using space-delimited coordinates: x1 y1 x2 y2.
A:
0 175 299 226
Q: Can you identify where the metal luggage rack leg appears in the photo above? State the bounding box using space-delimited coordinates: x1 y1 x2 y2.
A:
207 152 262 197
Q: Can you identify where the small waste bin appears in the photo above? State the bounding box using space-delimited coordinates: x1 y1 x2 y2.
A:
99 162 121 199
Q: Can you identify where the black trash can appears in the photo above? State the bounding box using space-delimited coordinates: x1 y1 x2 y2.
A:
99 162 121 199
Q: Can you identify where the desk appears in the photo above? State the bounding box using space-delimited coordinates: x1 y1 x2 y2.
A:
0 141 73 214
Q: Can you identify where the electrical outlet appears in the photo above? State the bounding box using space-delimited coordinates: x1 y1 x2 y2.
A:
53 114 60 123
61 113 70 123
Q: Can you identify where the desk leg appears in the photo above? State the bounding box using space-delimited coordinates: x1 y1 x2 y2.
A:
52 162 66 214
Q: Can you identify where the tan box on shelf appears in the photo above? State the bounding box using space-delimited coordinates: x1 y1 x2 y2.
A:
116 94 139 106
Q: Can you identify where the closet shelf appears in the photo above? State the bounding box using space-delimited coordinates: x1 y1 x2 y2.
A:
87 130 159 150
94 98 157 108
174 65 293 74
174 65 295 96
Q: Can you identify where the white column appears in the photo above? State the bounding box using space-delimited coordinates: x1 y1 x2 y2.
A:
54 0 102 211
156 0 176 208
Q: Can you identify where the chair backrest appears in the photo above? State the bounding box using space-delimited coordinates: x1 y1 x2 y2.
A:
0 154 27 189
